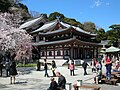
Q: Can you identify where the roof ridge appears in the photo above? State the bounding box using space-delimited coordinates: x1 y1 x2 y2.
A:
45 19 59 24
26 14 44 22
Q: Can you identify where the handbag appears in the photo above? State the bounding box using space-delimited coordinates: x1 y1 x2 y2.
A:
51 67 55 71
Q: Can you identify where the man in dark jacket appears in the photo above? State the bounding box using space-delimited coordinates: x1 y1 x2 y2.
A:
82 61 89 75
56 72 66 90
51 60 56 77
44 59 49 77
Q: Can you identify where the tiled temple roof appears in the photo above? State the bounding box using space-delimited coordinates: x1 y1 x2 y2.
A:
19 15 45 29
31 20 58 33
31 19 97 36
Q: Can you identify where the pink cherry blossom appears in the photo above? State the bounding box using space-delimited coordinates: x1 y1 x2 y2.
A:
0 12 32 61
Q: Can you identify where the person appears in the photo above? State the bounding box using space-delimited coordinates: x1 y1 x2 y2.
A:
51 60 56 77
67 58 70 69
94 69 103 84
91 58 96 72
113 61 120 72
56 72 66 90
0 54 3 77
96 61 102 72
82 60 89 75
44 59 49 77
0 61 3 77
9 61 18 84
69 61 75 76
105 56 112 80
36 60 40 71
47 77 59 90
5 60 10 77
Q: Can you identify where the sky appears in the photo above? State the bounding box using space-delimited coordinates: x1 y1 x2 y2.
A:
22 0 120 31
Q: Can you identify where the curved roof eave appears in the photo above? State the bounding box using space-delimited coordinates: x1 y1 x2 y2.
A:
31 20 58 34
19 15 44 29
32 38 102 47
38 27 72 36
60 22 97 36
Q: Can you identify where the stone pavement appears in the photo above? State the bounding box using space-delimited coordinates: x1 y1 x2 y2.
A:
0 65 120 90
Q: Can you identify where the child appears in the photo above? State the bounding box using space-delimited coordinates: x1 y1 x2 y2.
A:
69 62 75 76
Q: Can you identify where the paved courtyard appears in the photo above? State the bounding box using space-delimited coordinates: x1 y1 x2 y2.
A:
0 65 120 90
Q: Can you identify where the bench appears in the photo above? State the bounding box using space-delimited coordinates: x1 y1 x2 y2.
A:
73 84 101 90
110 79 118 85
101 78 118 85
116 74 120 82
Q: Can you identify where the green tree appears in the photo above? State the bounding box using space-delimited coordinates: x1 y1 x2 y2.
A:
63 17 83 29
48 12 83 29
48 12 65 21
96 28 106 42
83 22 97 33
109 24 120 30
106 24 120 47
0 0 11 12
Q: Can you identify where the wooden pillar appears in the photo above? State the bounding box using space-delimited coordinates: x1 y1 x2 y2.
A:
81 47 83 59
82 46 85 59
78 46 80 59
93 47 95 58
96 47 98 58
71 44 73 60
79 47 81 59
45 46 47 59
39 46 41 59
84 48 86 59
62 45 64 59
53 46 55 59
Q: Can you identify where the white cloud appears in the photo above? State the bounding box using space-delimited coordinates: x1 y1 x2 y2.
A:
80 12 83 15
94 0 103 7
106 3 110 6
90 0 110 8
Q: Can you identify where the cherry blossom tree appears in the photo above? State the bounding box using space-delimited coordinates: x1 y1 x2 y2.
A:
0 12 32 61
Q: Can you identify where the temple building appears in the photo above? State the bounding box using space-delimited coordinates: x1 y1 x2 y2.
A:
20 15 102 60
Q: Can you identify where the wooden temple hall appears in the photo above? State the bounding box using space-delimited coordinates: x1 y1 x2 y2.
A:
19 15 102 60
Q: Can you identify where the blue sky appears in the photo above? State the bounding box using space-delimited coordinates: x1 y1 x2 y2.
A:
22 0 120 31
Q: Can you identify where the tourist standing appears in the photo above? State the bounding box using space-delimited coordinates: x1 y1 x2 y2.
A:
5 60 10 77
82 60 89 75
51 60 56 77
9 61 18 84
69 61 75 76
0 54 3 77
67 58 70 69
91 58 96 72
36 60 40 71
56 72 66 90
44 59 49 77
105 56 112 80
0 61 3 77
